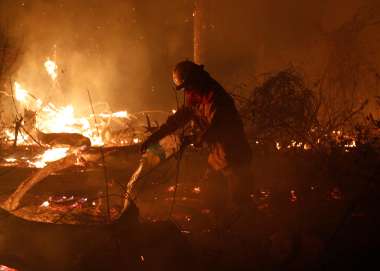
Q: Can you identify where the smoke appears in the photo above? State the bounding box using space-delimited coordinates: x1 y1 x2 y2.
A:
0 0 193 114
0 0 379 114
203 0 380 102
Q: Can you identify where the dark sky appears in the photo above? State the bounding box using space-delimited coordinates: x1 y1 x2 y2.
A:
0 0 379 112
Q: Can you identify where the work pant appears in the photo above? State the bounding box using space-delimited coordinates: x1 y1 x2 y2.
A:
202 161 253 217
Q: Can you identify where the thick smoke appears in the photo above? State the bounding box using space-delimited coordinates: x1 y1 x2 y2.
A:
0 0 193 114
0 0 379 114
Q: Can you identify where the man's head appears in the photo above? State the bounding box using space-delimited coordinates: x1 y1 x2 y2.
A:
172 60 206 91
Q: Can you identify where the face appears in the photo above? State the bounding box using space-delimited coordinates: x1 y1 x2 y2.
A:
172 70 184 88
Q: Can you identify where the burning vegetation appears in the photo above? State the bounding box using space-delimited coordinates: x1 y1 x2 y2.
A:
0 1 379 271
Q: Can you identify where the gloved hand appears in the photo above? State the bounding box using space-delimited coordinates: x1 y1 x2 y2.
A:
140 124 171 154
140 136 155 154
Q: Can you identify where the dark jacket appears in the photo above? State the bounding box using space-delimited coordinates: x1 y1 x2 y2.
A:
153 77 251 171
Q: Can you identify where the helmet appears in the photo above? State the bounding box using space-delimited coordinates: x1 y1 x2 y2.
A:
172 60 204 90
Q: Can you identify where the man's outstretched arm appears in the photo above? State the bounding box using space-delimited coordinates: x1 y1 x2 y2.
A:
141 106 193 152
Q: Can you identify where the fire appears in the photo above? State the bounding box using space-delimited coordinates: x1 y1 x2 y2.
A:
12 82 105 146
30 147 69 168
8 56 145 148
36 104 104 146
14 82 42 111
14 82 28 103
4 157 17 163
44 58 58 81
41 147 69 162
5 128 29 145
96 111 129 119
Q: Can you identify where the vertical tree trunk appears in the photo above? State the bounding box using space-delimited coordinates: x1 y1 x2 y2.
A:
193 0 208 64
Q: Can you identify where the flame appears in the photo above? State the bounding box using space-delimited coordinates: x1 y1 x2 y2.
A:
5 128 29 145
44 58 58 81
14 82 42 110
34 104 105 146
10 58 139 148
96 111 129 119
4 157 17 163
41 147 69 161
30 147 69 168
14 82 28 103
12 81 114 146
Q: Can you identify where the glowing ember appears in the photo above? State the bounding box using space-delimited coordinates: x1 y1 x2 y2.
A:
330 187 343 200
275 142 281 150
0 265 18 271
193 186 201 194
303 144 311 150
44 58 58 80
290 190 297 202
344 140 356 148
40 200 50 207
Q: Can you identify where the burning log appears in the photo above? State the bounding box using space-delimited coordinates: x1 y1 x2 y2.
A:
23 109 92 147
36 131 91 147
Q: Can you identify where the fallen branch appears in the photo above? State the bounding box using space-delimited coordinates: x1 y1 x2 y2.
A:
2 154 78 211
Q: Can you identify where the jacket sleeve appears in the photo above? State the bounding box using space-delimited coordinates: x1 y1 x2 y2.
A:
201 94 235 143
201 102 220 142
147 106 194 144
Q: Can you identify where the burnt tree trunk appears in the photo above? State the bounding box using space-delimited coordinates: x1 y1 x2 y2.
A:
193 0 209 64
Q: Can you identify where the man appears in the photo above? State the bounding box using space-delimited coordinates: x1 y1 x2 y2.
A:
141 60 252 212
